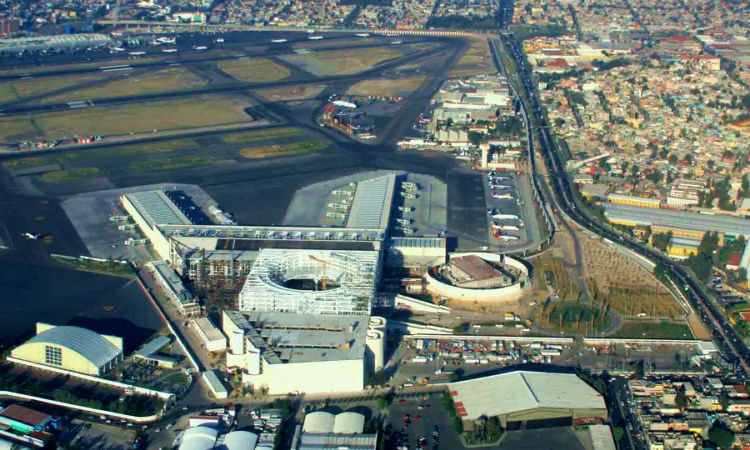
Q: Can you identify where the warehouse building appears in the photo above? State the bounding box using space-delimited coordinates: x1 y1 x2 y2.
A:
450 371 607 427
607 194 661 209
222 310 383 395
148 260 200 317
299 411 377 450
0 405 51 434
10 323 123 376
385 237 446 269
192 317 227 353
0 34 114 53
133 336 179 369
179 425 258 450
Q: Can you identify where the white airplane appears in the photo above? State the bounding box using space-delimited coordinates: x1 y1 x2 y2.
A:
110 47 126 52
215 37 225 43
492 193 513 199
129 51 146 56
157 37 176 44
391 41 403 45
193 45 207 50
488 174 511 181
491 223 520 231
271 39 288 43
22 232 41 240
355 33 370 37
308 36 323 40
491 184 513 190
162 48 178 53
492 213 519 220
497 234 520 242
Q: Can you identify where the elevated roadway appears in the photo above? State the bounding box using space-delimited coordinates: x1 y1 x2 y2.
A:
498 34 750 376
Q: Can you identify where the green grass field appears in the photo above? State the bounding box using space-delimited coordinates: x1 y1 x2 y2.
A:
239 141 328 159
40 167 102 183
162 373 189 387
221 127 305 144
3 139 198 170
128 155 217 173
51 255 134 278
612 321 695 339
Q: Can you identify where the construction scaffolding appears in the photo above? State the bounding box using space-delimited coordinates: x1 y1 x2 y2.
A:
238 249 380 316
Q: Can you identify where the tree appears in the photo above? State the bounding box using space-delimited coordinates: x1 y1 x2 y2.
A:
554 118 566 127
445 118 453 130
377 395 390 411
675 388 688 410
468 131 482 146
708 426 735 449
668 154 678 165
612 427 625 442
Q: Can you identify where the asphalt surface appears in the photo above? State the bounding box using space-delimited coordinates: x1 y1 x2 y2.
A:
0 41 456 116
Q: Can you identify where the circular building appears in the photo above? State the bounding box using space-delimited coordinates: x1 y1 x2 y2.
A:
423 253 530 304
10 323 124 376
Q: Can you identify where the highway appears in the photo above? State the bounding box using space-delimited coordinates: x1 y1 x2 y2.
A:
495 34 750 378
0 42 456 117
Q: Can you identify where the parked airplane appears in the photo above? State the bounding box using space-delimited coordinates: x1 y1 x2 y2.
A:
492 213 519 220
488 174 511 181
490 184 512 190
271 39 288 43
496 234 520 241
355 33 370 37
193 45 207 50
492 193 513 199
129 51 146 56
157 37 176 44
162 48 178 53
308 36 323 40
110 47 126 52
215 37 225 43
22 232 41 240
491 223 520 231
391 41 403 45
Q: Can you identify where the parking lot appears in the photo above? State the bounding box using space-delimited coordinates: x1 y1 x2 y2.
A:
388 392 460 450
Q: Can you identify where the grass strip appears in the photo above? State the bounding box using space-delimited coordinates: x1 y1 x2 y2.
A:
40 167 102 183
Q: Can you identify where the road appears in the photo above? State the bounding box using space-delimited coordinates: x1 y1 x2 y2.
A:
496 34 750 377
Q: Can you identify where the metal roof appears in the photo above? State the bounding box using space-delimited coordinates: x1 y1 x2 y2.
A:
450 371 606 420
303 412 365 435
346 174 395 229
135 336 171 359
332 412 365 434
125 190 192 228
298 433 377 450
220 431 259 450
0 405 50 427
389 237 445 248
179 426 219 450
605 203 750 237
23 325 122 369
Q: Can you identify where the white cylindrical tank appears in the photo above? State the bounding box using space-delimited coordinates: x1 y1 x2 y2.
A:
365 316 387 373
230 330 244 354
247 348 261 375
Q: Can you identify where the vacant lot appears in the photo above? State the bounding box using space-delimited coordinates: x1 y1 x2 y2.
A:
239 141 328 159
280 48 402 76
41 167 102 183
51 255 134 278
217 58 290 82
0 116 38 142
532 257 580 300
2 96 252 142
37 67 208 104
3 139 198 170
612 320 695 339
128 155 217 173
347 76 427 97
450 37 497 77
583 237 682 318
256 84 326 101
221 127 305 144
0 74 113 104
